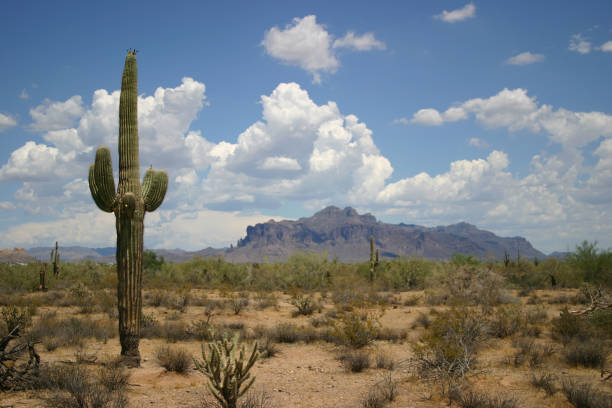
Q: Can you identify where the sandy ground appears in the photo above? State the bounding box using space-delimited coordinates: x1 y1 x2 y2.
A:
2 289 610 407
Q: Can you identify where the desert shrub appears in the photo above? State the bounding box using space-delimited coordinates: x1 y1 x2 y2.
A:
425 266 511 310
487 305 525 338
164 320 190 343
563 339 608 368
412 312 431 329
411 308 486 380
374 351 395 370
69 282 95 313
290 294 317 316
361 387 385 408
510 338 555 368
378 257 433 290
230 293 249 315
525 304 548 325
562 379 612 408
40 363 129 408
253 292 278 310
237 389 274 408
272 323 301 343
1 305 31 335
283 251 333 290
257 337 279 359
530 372 556 396
566 241 612 285
331 311 380 349
551 308 593 344
156 345 192 373
338 349 370 372
189 319 216 342
588 309 612 338
448 387 518 408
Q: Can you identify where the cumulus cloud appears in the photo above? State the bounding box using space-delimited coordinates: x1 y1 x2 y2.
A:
506 51 545 65
262 15 385 82
434 3 476 23
29 95 84 131
409 88 612 150
600 41 612 52
468 137 489 148
0 113 17 132
569 34 592 54
333 31 386 51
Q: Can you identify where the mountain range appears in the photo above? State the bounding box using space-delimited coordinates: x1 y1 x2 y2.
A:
2 206 555 264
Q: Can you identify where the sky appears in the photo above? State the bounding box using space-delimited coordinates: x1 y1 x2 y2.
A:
1 1 611 254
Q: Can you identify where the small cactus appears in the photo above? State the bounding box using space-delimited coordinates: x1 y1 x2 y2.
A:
193 335 259 408
88 51 168 366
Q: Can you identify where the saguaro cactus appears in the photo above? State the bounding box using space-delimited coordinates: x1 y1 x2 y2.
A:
88 50 168 366
50 241 60 277
369 235 379 282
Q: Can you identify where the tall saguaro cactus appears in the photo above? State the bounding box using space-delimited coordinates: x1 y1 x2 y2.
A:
88 51 168 366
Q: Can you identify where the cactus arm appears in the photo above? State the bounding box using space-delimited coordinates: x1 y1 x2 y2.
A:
88 147 116 212
142 167 168 212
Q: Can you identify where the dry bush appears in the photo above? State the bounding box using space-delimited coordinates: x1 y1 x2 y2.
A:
562 379 612 408
156 345 192 373
164 320 190 343
360 374 397 408
374 350 395 370
448 387 518 408
425 266 512 310
231 293 249 315
486 305 526 338
563 339 608 368
411 308 486 380
338 349 370 372
41 363 129 408
530 372 556 396
257 337 279 359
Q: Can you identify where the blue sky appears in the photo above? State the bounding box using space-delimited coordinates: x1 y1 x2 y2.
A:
1 1 612 253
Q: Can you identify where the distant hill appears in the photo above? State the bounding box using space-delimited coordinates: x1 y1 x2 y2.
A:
6 206 552 264
225 206 546 262
0 248 36 264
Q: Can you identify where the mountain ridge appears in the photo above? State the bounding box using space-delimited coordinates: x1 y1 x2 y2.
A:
5 206 549 263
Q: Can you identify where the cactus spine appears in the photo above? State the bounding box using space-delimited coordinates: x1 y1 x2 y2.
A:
88 51 168 366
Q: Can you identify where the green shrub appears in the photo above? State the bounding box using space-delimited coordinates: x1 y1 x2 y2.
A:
551 308 593 344
331 311 380 349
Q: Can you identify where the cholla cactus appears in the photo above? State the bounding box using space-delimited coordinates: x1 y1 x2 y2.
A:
88 51 168 366
193 335 259 408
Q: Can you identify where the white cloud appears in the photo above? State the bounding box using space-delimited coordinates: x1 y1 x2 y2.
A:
19 89 29 99
468 137 489 148
392 117 410 125
410 88 612 150
262 15 338 83
333 31 386 51
569 34 592 54
600 41 612 52
411 108 444 125
29 95 84 131
506 51 545 65
262 15 385 82
259 156 302 171
434 3 476 23
0 201 16 210
0 141 78 182
0 113 17 132
0 210 116 248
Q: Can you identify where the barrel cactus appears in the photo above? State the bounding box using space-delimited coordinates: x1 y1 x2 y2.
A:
88 50 168 366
